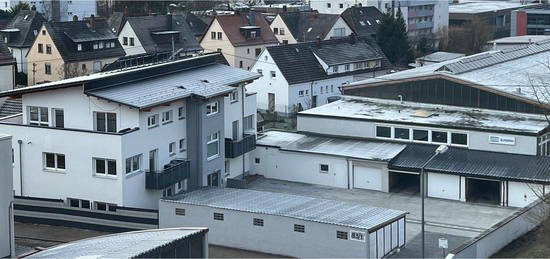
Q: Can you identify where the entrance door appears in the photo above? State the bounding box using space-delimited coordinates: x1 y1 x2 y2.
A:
312 95 318 108
353 166 383 191
208 171 220 187
268 93 275 112
149 149 157 172
232 120 239 140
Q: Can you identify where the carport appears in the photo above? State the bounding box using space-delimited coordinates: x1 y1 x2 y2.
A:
389 171 420 194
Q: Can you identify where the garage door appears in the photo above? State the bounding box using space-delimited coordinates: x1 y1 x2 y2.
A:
354 166 383 191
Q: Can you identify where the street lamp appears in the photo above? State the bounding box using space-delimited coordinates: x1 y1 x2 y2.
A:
421 144 449 258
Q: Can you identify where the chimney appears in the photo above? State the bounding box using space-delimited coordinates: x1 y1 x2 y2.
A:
123 5 129 16
72 15 78 21
248 11 255 26
282 5 287 12
90 14 96 31
315 36 321 48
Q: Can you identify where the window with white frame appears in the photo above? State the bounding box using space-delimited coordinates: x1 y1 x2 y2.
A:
394 127 410 140
44 153 65 171
207 132 219 159
179 139 186 152
93 158 117 176
28 106 49 126
52 108 64 128
206 102 218 115
299 90 304 97
270 71 276 78
431 131 448 143
413 129 429 142
451 133 468 146
95 112 116 133
332 66 339 73
162 110 172 124
257 69 263 75
95 201 116 211
147 114 159 128
375 126 391 138
169 142 176 156
243 115 254 132
178 107 185 119
279 28 285 35
230 91 238 103
125 154 141 174
320 164 329 173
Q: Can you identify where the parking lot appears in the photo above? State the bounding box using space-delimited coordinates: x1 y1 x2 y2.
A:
245 177 518 258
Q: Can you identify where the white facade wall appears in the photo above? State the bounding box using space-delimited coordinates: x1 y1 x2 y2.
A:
0 134 14 258
19 0 96 21
248 50 290 112
310 0 369 14
118 22 146 56
0 63 15 91
324 17 353 39
10 47 29 73
159 201 375 258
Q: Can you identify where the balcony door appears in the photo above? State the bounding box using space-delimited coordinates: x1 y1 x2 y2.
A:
232 120 239 140
149 149 157 172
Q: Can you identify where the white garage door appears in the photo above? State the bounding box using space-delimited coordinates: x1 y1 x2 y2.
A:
354 166 383 191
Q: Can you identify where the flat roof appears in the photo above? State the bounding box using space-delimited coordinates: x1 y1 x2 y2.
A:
449 1 531 14
28 228 208 258
257 130 406 161
299 96 549 134
162 188 407 231
488 35 550 44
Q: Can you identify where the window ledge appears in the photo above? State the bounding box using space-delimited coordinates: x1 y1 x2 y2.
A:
178 117 185 120
93 174 118 180
230 100 239 104
179 149 187 153
43 168 66 174
162 121 173 125
207 154 220 161
169 152 176 157
125 170 144 179
148 125 159 129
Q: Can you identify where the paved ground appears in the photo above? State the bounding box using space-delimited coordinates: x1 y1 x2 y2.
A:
245 177 518 258
14 222 284 258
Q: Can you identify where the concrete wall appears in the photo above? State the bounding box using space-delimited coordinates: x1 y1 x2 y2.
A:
159 201 372 258
0 134 14 257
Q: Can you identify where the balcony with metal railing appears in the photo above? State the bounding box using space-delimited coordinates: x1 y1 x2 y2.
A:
225 133 256 158
145 159 190 190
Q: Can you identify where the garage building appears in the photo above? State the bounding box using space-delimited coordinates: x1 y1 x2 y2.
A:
159 188 407 258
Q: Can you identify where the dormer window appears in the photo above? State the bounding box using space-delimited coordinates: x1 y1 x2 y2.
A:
93 43 99 50
332 66 338 73
250 31 257 38
77 44 82 51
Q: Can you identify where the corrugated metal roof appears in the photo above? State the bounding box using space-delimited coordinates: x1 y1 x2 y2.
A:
29 228 207 258
87 63 259 108
257 130 406 161
389 144 550 184
163 188 407 231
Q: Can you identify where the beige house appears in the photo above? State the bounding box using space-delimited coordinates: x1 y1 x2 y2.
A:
270 11 352 44
200 12 278 70
26 17 125 85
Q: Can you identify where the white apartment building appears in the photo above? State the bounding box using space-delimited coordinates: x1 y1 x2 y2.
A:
0 53 260 210
0 133 14 258
20 0 96 21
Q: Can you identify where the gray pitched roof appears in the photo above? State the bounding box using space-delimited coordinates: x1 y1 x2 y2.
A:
1 10 46 48
0 41 15 65
106 12 126 35
0 98 21 118
389 144 550 184
162 188 407 231
183 12 209 38
44 20 125 62
126 15 202 54
312 37 384 65
267 36 391 85
341 6 384 38
278 11 340 42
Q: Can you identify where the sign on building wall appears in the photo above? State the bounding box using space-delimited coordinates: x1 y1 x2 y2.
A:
488 135 516 145
350 230 366 242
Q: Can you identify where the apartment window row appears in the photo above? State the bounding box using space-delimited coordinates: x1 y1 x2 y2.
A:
230 91 239 103
28 106 64 128
375 125 468 146
210 31 223 40
42 153 118 176
273 27 285 35
68 198 116 212
147 107 185 129
206 101 219 116
122 36 135 46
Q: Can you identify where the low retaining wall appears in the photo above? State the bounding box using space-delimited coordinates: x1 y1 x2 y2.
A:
14 196 158 232
447 195 550 258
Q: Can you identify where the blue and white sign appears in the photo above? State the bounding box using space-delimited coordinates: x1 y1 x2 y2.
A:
488 135 516 145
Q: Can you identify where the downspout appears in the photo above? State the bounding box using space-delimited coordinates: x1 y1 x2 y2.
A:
17 140 22 196
241 84 246 180
8 200 14 257
346 158 351 189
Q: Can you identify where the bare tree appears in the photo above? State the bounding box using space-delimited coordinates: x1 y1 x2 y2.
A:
443 17 494 54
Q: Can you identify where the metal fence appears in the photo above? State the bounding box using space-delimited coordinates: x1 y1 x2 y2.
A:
14 196 158 232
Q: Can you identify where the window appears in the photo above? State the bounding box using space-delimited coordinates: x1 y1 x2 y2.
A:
413 129 429 142
211 31 216 39
123 36 128 45
247 48 250 54
217 32 222 40
129 37 134 46
69 198 80 208
376 126 391 138
110 42 115 48
81 63 87 72
305 90 309 95
169 142 176 155
93 61 102 72
175 208 185 216
339 3 344 8
230 91 238 103
274 28 279 34
52 108 64 128
44 153 65 171
299 90 304 97
327 3 331 8
38 43 43 53
294 224 305 233
333 28 345 37
451 133 468 145
94 202 116 211
208 171 220 186
255 157 260 164
244 115 254 132
179 139 186 151
332 66 339 73
95 112 116 133
28 106 48 126
432 131 448 143
270 71 276 78
162 110 172 124
280 28 285 35
257 69 263 75
239 60 243 68
77 44 82 51
207 132 219 159
93 43 99 49
147 114 159 128
320 164 329 173
44 63 51 75
213 212 224 221
178 107 185 119
68 198 91 209
125 154 141 174
253 218 264 226
206 102 218 115
394 128 410 140
81 200 91 209
337 231 348 240
255 48 261 57
282 40 288 44
42 30 46 35
217 48 222 52
94 158 117 176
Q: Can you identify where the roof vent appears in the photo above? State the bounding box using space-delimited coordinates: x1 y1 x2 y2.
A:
411 110 434 118
200 79 209 83
177 86 186 89
515 87 523 95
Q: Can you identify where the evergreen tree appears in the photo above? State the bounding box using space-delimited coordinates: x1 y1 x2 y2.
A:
376 8 413 66
0 2 30 18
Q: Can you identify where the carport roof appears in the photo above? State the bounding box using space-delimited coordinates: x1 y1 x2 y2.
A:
389 144 550 184
163 188 407 231
257 130 406 161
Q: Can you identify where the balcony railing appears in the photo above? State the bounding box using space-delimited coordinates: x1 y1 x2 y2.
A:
145 159 190 190
225 133 256 158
